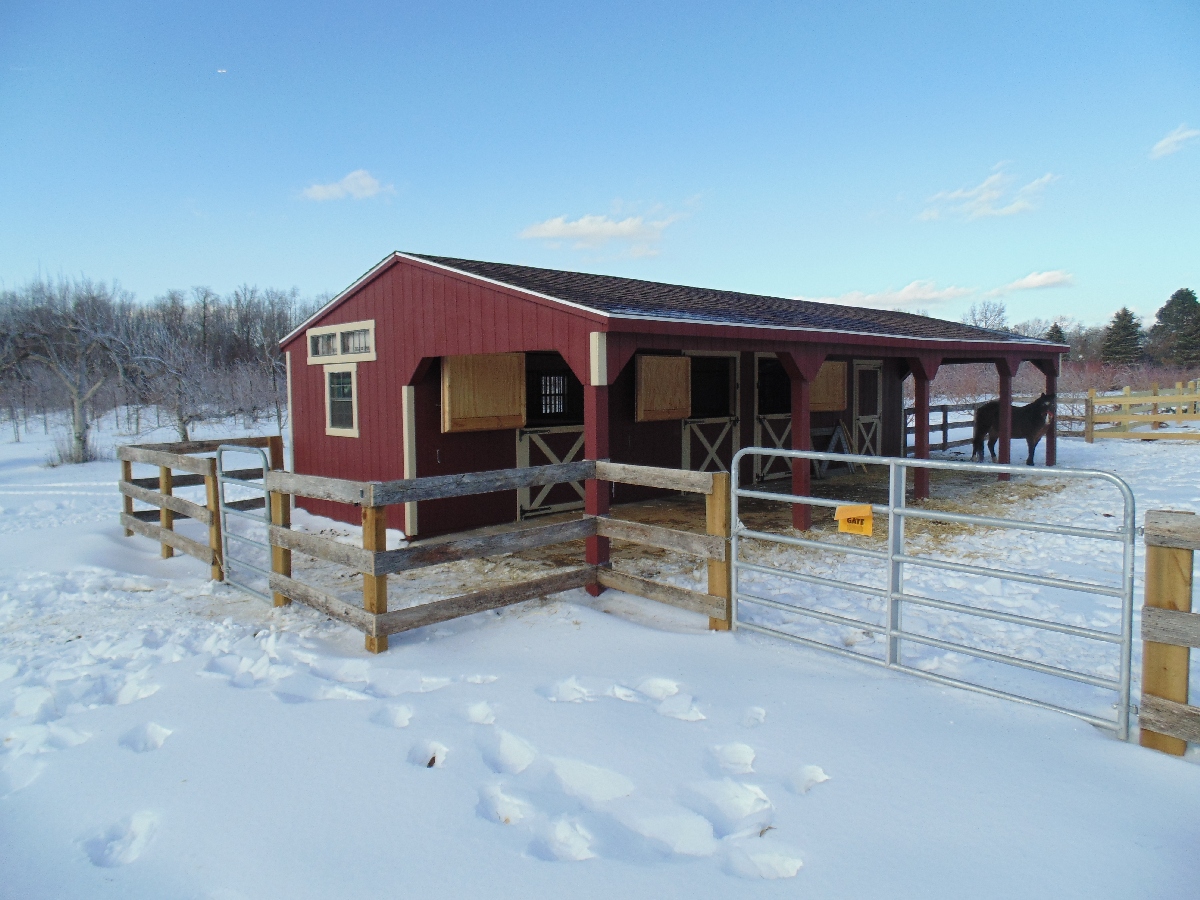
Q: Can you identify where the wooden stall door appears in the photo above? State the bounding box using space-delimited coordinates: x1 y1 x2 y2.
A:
853 360 883 455
683 353 740 473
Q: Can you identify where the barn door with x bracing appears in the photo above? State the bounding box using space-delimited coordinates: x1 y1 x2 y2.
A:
752 353 792 482
682 353 740 473
852 360 883 456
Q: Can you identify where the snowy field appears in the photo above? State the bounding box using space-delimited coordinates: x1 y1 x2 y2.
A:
2 417 1200 898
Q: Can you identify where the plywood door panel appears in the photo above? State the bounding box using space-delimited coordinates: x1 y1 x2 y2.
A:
441 353 527 433
636 356 691 421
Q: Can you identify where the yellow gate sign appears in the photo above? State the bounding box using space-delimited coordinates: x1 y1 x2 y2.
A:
834 503 874 536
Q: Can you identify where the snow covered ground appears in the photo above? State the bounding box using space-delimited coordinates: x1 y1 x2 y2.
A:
2 416 1199 898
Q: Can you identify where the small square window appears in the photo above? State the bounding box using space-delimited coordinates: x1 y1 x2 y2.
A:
341 329 371 355
329 371 354 429
311 333 337 357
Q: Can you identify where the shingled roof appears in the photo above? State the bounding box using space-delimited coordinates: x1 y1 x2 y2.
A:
410 254 1050 345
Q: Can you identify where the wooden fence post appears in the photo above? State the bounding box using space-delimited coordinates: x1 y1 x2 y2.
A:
159 466 174 558
1140 511 1195 756
1085 390 1095 443
266 437 291 606
121 459 134 537
1175 382 1184 427
1120 385 1131 433
1151 382 1160 430
204 460 223 581
706 471 732 631
363 505 388 653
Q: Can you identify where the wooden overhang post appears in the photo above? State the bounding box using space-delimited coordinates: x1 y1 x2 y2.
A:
585 332 611 595
1140 510 1198 756
780 350 827 531
1033 356 1059 467
907 355 941 501
121 459 134 537
159 465 174 558
707 471 733 630
362 503 388 653
203 458 223 581
267 436 291 606
995 357 1015 481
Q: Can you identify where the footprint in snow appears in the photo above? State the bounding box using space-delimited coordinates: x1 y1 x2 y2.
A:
656 693 705 721
608 798 717 857
465 701 495 725
408 740 448 768
635 677 679 700
463 674 499 684
711 743 755 774
682 779 773 837
725 837 804 880
371 705 413 729
742 706 767 727
2 756 47 796
119 723 172 753
548 756 635 807
477 784 534 825
788 764 830 794
479 729 537 775
544 677 595 703
82 811 159 867
532 817 596 862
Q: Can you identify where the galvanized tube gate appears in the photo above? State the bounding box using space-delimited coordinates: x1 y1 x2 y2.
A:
730 448 1136 739
216 445 273 601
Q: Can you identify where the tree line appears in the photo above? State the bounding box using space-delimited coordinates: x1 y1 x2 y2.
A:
0 278 325 463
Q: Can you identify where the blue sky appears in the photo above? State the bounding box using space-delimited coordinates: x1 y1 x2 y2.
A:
2 1 1197 326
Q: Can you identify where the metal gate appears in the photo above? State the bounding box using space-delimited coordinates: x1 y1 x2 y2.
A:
730 447 1136 738
516 425 586 519
216 445 273 600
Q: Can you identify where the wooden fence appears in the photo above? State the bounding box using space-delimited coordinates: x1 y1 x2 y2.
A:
1084 381 1200 442
119 446 734 653
118 436 282 580
1139 509 1200 756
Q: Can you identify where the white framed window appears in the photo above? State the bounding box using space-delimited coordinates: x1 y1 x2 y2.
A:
324 362 359 438
306 319 376 364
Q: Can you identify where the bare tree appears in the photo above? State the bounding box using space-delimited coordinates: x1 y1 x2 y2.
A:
962 299 1009 332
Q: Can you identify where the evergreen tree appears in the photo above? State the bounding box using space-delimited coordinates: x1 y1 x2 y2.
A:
1101 307 1144 364
1148 288 1200 364
1044 321 1066 344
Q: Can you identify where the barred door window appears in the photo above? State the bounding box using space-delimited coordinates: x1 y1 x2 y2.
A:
540 374 566 415
329 371 354 429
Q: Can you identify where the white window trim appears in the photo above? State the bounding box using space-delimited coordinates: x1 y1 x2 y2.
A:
307 319 377 364
324 362 360 438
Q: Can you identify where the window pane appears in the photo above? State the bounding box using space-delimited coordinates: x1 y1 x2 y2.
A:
311 333 337 357
329 372 354 428
541 374 565 415
341 329 371 355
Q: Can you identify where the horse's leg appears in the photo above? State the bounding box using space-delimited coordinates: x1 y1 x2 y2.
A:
1027 424 1047 465
987 429 998 462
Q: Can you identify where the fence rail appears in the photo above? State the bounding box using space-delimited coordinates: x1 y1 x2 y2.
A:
1139 509 1200 755
120 441 734 652
1085 381 1200 442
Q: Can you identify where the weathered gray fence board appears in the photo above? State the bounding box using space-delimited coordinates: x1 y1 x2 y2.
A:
1142 606 1200 648
596 569 726 619
120 513 215 563
595 461 714 495
130 467 262 490
117 445 215 476
595 516 725 561
374 517 596 575
1143 509 1200 551
265 470 370 505
1140 694 1200 745
267 525 375 573
377 566 596 635
119 481 213 525
267 573 380 635
368 461 595 507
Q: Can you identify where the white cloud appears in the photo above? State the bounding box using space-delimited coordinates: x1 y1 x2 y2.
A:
302 169 392 201
520 212 680 257
797 280 974 312
986 270 1074 296
919 166 1056 221
1150 124 1200 159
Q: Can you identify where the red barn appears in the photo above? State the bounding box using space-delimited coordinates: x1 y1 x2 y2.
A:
280 253 1063 539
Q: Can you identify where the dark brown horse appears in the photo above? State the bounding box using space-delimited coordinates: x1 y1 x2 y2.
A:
971 393 1055 465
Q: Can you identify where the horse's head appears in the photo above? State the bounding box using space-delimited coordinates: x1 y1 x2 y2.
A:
1035 393 1056 412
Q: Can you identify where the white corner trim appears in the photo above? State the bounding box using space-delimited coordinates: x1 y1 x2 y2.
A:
590 332 608 386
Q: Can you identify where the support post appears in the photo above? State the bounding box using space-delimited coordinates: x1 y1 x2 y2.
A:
121 459 134 536
204 462 223 581
1176 382 1184 427
996 359 1014 481
267 437 291 606
159 465 174 558
1140 534 1193 756
907 356 940 501
706 471 732 631
362 505 388 653
1151 382 1160 430
941 406 949 451
1044 371 1057 466
584 382 611 595
779 350 825 532
1085 389 1095 443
